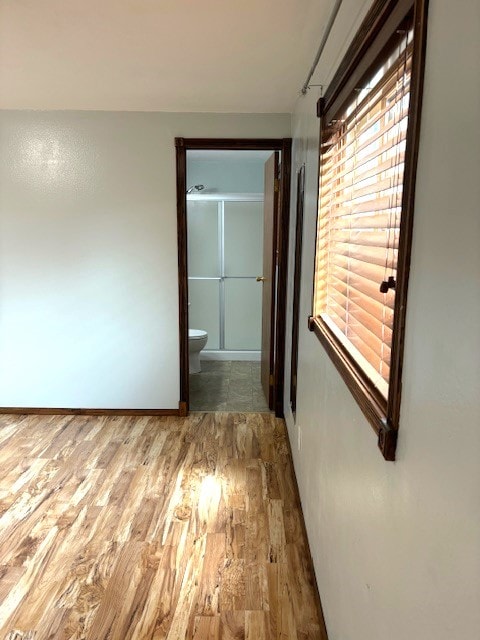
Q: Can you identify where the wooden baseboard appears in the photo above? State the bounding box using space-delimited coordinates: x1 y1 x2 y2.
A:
178 401 188 417
0 407 180 416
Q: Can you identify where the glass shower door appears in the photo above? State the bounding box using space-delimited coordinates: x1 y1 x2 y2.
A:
223 201 263 350
187 200 221 349
187 197 263 352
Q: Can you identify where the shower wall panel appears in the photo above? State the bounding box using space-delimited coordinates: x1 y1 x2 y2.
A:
224 278 262 350
224 201 263 277
187 201 219 277
188 279 220 350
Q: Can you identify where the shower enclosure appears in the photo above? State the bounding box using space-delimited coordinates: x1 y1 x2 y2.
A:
187 193 264 357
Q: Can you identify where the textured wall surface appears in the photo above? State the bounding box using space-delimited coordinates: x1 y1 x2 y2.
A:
283 1 480 639
187 153 269 194
0 111 290 408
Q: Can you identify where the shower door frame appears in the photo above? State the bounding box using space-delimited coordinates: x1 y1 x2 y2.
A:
175 137 292 418
187 192 265 355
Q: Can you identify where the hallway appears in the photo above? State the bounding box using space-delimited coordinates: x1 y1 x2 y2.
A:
0 412 326 639
190 361 270 412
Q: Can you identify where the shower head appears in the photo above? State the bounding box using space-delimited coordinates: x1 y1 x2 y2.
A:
186 184 206 194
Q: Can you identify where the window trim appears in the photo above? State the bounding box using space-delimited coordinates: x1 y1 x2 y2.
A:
309 0 429 460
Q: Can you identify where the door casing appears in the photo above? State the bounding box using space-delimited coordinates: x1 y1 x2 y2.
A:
261 151 280 409
290 165 306 417
175 138 292 417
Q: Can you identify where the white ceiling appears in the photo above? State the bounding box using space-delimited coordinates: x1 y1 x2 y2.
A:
0 0 336 113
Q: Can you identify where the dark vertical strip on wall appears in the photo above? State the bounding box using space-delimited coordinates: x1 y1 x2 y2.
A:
175 138 189 409
290 164 306 415
274 138 292 418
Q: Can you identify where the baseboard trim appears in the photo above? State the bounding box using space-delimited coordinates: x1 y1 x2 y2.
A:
178 401 188 417
0 407 180 416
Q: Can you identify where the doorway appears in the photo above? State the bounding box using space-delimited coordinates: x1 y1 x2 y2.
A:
175 138 292 417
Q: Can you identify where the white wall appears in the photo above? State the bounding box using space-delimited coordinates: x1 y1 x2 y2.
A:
187 152 269 194
284 1 480 639
0 111 290 408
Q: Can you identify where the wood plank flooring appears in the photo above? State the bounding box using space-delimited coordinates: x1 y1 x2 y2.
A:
0 412 326 640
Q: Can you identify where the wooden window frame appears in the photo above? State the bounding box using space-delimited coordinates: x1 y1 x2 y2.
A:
308 0 429 460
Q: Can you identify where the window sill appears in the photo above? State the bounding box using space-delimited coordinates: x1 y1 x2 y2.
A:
308 315 397 460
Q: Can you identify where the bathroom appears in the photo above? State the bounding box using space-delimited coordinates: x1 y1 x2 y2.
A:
187 149 271 412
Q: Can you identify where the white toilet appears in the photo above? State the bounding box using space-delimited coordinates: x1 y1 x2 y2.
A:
188 329 208 374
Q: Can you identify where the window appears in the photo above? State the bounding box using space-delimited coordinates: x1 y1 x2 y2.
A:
309 0 428 460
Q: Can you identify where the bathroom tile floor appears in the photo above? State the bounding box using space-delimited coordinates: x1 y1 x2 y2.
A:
189 360 270 412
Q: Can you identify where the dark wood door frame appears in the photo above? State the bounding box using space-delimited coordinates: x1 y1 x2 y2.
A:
261 151 280 410
175 137 292 418
290 164 306 417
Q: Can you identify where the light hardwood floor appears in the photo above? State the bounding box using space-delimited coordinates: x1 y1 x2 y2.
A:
0 412 327 639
